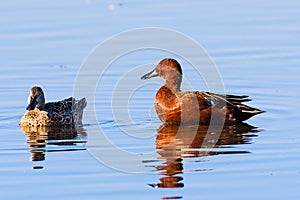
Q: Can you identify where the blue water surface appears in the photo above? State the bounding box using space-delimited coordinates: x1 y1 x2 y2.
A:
0 0 299 199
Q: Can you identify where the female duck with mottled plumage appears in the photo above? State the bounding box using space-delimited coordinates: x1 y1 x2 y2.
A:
20 86 87 127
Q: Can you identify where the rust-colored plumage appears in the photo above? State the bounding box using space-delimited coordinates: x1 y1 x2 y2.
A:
141 58 264 125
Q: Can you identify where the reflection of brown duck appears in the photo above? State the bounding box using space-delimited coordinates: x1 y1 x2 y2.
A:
149 123 260 188
141 58 264 125
21 126 86 168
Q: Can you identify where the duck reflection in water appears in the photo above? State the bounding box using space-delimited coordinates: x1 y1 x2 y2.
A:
148 123 260 188
20 126 87 169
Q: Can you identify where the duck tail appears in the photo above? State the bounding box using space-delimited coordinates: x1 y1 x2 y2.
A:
210 93 265 122
72 98 87 125
236 104 265 121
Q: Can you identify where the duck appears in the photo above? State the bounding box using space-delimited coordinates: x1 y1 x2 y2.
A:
20 86 87 127
141 58 264 125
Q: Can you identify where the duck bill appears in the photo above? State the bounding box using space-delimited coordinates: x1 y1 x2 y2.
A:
141 68 159 80
26 96 37 110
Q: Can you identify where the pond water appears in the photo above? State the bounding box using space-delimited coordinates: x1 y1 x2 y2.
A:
1 0 300 199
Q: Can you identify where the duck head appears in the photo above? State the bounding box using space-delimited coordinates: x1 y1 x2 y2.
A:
141 58 183 91
26 86 45 110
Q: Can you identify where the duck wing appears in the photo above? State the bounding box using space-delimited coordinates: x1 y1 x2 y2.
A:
44 97 74 115
197 92 264 122
44 97 87 126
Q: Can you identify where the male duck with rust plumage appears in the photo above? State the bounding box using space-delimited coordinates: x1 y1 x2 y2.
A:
141 58 264 125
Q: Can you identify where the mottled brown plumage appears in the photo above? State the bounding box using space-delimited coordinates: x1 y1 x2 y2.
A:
20 86 86 127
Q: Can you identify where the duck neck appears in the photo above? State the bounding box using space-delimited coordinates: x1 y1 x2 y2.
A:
165 77 181 92
36 103 45 111
36 96 45 111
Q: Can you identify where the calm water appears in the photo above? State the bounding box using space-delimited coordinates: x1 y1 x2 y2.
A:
1 0 300 199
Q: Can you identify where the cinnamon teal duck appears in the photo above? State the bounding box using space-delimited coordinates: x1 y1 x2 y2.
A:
20 86 87 127
141 58 264 125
